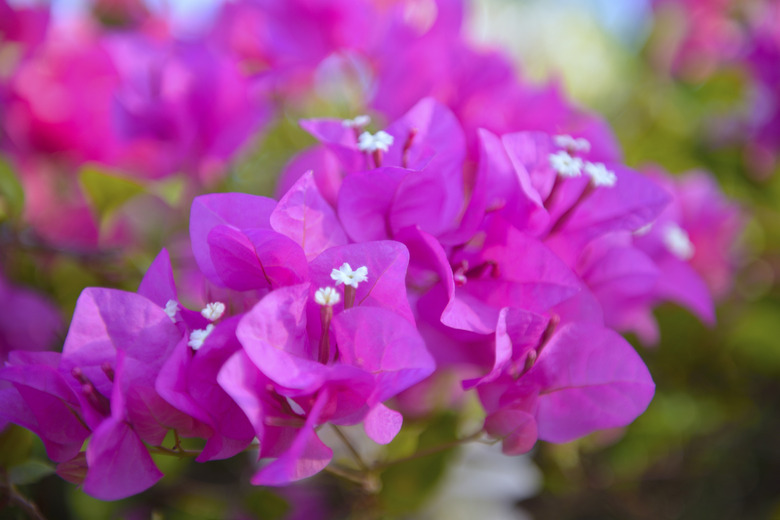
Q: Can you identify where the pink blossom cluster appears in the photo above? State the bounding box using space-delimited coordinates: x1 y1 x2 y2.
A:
651 0 780 173
0 0 743 503
1 0 268 247
0 105 741 500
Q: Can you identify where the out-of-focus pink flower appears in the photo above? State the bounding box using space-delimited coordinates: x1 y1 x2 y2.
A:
107 32 269 182
0 0 50 56
0 272 62 364
3 30 119 166
651 0 743 81
577 166 743 344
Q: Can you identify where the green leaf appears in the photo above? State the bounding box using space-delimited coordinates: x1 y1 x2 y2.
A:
9 459 55 485
0 157 25 220
0 425 33 468
79 166 145 224
379 414 459 515
727 303 780 374
244 489 291 520
151 174 186 208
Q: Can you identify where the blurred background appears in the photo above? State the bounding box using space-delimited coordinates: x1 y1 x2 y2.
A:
2 0 779 519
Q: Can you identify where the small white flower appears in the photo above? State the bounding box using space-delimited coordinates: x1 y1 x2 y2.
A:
663 224 695 260
554 134 591 153
584 161 617 187
357 130 394 153
314 286 341 307
549 150 583 178
330 263 368 288
164 299 179 323
188 324 214 351
342 114 371 128
200 301 226 321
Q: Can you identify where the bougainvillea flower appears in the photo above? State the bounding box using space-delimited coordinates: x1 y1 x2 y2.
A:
108 33 268 181
586 167 742 343
218 351 334 485
0 0 50 56
440 216 583 335
479 322 654 453
140 249 256 461
270 170 348 261
3 31 119 165
190 191 308 291
54 287 208 499
0 351 90 462
221 253 434 485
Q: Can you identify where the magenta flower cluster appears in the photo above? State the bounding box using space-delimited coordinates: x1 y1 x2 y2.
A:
0 0 743 503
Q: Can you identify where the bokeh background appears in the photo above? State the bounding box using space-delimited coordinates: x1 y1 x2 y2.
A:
2 0 779 518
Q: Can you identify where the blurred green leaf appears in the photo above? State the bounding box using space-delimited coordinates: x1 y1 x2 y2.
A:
0 426 33 468
79 166 145 224
244 488 291 520
51 258 100 315
0 157 24 220
727 303 780 374
69 489 118 520
379 414 459 515
9 459 55 485
166 494 227 520
151 174 186 208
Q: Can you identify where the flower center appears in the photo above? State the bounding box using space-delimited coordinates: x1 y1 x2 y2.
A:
164 299 179 322
200 301 226 321
188 324 214 351
358 130 394 168
331 262 368 309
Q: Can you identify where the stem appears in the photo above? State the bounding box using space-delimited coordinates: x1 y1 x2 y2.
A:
319 306 333 364
0 471 47 520
401 128 418 168
149 445 200 459
373 429 484 471
332 425 369 472
324 464 367 486
547 183 594 236
344 286 356 309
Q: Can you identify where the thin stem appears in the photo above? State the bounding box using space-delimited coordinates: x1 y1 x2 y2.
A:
1 472 47 520
373 429 484 471
149 445 200 459
173 429 183 452
324 464 368 486
332 425 369 472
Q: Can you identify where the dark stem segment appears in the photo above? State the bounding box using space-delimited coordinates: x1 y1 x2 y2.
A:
72 368 111 416
547 183 595 236
344 286 356 309
101 362 115 382
401 127 418 168
0 472 47 520
372 149 383 168
319 305 334 364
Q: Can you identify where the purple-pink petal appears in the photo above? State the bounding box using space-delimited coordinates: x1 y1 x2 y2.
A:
270 170 348 261
83 417 163 500
190 193 277 283
526 323 655 443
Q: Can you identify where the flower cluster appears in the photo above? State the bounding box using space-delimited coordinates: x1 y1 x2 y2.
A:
650 0 780 174
0 0 744 505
